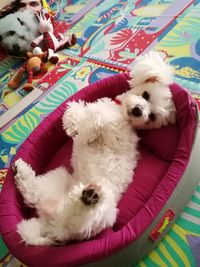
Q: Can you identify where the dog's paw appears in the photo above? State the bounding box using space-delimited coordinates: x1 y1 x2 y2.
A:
81 184 101 206
12 158 26 175
62 111 78 137
13 158 35 182
62 110 78 137
12 161 18 174
62 101 86 137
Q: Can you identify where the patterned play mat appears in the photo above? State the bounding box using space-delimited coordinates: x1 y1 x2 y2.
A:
1 0 200 266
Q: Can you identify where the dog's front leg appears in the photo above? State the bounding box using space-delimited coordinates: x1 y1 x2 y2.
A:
62 100 86 137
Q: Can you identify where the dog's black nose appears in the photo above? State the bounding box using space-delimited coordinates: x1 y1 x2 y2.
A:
131 106 142 117
13 44 20 52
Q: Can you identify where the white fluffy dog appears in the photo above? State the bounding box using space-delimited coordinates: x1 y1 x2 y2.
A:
122 51 176 129
0 9 39 56
13 51 176 246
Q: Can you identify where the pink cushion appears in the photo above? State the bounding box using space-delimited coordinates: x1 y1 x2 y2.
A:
138 125 179 161
115 146 170 229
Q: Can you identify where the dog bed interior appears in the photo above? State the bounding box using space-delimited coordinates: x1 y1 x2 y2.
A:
0 73 199 267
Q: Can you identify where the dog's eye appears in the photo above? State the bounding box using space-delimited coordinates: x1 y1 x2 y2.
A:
20 36 25 40
149 113 156 121
142 91 150 101
8 31 15 36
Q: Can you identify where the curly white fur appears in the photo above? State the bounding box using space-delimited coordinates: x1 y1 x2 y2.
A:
117 51 176 129
14 51 176 246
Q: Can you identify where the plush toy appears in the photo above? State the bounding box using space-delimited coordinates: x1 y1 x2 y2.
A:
8 47 48 91
31 12 76 64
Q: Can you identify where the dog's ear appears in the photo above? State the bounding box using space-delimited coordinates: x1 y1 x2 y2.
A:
145 76 158 83
0 35 2 42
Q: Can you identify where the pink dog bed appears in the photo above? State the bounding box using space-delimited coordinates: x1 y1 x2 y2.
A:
0 73 199 267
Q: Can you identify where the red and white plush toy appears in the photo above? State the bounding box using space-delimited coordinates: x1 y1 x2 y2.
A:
31 12 76 64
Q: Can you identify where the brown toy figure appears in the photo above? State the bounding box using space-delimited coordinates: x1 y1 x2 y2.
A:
8 47 48 91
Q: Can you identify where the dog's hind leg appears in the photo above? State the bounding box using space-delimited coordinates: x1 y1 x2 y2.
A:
13 158 74 209
81 182 118 234
17 218 54 246
13 158 41 207
64 182 118 239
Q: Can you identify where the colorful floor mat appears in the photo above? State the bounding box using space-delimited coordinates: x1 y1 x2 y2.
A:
1 0 200 266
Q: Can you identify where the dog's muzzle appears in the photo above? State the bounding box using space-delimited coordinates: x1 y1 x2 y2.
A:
129 105 143 117
131 106 143 117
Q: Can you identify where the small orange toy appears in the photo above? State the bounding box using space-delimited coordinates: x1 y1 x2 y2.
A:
8 47 48 91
